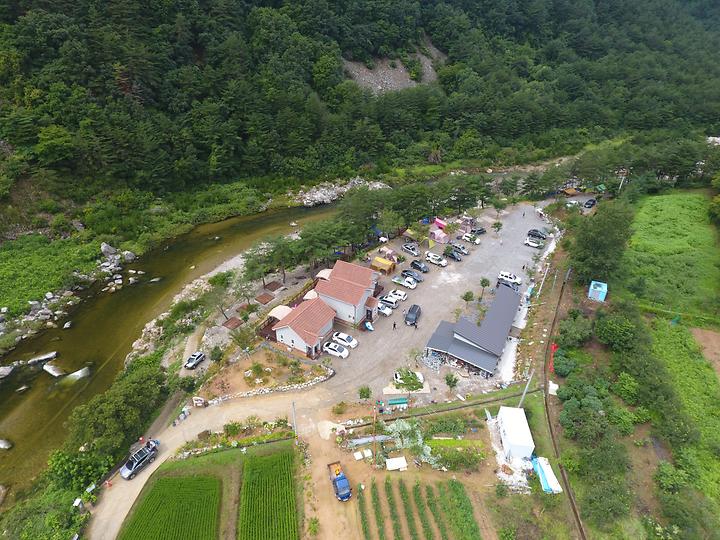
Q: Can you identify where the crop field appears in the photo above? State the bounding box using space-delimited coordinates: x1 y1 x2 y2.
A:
119 476 220 540
237 449 298 540
652 321 720 502
618 192 720 322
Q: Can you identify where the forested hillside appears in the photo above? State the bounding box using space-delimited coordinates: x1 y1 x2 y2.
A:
1 0 719 208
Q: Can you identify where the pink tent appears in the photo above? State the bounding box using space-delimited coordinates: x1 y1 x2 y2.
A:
430 229 449 244
434 218 447 229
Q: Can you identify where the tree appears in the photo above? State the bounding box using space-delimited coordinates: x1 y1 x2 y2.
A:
491 199 507 217
243 242 271 288
492 221 503 234
479 277 490 300
595 313 638 351
499 177 519 198
377 209 404 237
569 201 634 283
444 222 460 236
358 385 371 400
461 291 474 306
445 373 459 389
233 275 255 304
267 235 295 283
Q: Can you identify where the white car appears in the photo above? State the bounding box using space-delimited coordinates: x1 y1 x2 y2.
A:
392 275 417 289
332 332 358 349
379 295 400 309
461 233 480 245
498 271 522 285
377 304 393 317
323 341 349 358
387 289 408 302
402 243 419 257
524 237 544 249
425 252 448 267
393 371 425 385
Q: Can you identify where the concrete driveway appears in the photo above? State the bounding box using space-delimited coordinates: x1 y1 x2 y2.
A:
319 202 552 403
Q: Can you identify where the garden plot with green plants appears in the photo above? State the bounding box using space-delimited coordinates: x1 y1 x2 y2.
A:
379 412 487 472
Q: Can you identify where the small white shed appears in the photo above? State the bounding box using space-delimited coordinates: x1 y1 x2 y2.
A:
497 406 535 461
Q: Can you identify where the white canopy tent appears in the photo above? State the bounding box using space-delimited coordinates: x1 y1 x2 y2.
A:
267 305 292 320
497 406 535 460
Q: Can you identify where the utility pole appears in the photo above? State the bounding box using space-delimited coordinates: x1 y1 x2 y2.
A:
291 401 298 445
518 369 535 408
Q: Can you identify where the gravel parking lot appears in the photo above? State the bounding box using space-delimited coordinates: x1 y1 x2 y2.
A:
321 202 553 404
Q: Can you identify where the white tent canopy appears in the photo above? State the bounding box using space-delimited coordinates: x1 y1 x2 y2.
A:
497 406 535 460
303 289 319 300
267 305 292 320
316 268 332 280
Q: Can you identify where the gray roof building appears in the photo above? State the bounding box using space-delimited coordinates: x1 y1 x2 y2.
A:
426 286 521 374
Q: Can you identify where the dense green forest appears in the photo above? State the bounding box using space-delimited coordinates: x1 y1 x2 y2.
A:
1 0 720 210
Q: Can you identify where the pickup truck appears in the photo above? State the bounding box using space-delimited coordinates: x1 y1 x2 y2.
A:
328 461 352 501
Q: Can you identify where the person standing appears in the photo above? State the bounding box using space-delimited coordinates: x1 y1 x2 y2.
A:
393 321 397 330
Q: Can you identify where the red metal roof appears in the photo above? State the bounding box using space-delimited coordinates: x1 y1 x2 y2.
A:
330 260 375 289
272 298 335 345
315 278 367 305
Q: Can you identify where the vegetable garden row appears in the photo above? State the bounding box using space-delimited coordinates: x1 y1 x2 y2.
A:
119 476 220 540
358 478 480 540
237 449 299 540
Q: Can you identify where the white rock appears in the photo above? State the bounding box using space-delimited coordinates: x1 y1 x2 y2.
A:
0 439 12 450
100 242 117 257
63 321 72 329
45 292 54 300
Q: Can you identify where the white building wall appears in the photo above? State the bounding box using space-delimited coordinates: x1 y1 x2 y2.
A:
275 327 308 353
318 294 356 323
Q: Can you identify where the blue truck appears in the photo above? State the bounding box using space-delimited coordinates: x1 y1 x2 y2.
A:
328 461 352 501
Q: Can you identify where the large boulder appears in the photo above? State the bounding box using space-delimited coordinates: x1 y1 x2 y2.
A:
100 242 117 257
0 440 11 450
122 250 136 263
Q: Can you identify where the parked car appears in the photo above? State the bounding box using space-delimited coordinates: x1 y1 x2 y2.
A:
425 251 448 267
498 271 522 285
499 281 520 293
332 332 358 349
527 229 547 240
323 341 349 358
471 227 487 235
120 440 160 480
387 289 408 302
404 304 421 326
184 351 205 369
446 250 462 262
393 370 425 385
584 198 597 208
524 237 544 249
379 295 400 309
401 243 419 257
411 260 429 273
392 275 417 289
566 200 581 208
401 269 424 282
377 304 393 317
449 241 469 255
461 233 481 245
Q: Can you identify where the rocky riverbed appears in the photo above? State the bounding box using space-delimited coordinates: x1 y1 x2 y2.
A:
292 177 389 206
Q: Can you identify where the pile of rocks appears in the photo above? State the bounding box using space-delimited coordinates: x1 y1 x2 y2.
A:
98 242 139 293
208 366 335 405
293 177 389 207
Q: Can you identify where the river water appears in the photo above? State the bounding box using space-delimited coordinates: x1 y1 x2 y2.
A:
0 205 335 494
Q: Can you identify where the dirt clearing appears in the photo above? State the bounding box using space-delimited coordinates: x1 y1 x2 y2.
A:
691 327 720 377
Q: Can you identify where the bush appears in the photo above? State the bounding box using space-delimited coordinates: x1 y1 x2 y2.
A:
553 350 576 377
332 401 347 415
580 479 631 527
595 313 638 351
495 483 509 498
607 406 636 436
445 373 459 389
612 372 640 404
224 421 243 437
556 313 593 349
654 461 689 494
208 271 233 288
210 345 223 363
358 385 371 400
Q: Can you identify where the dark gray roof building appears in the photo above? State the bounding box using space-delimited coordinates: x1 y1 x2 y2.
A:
426 286 522 374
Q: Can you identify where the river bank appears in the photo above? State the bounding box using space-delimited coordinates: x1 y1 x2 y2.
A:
0 204 336 495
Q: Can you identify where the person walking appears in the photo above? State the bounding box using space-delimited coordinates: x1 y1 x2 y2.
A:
393 321 397 330
414 322 418 330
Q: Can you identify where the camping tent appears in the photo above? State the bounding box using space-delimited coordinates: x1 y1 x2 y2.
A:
434 217 447 229
379 246 398 261
497 406 535 460
430 229 449 244
371 257 395 274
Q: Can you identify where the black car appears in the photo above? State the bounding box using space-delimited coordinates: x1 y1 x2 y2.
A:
401 269 424 282
583 198 597 208
446 250 462 262
120 440 160 480
527 229 547 240
471 227 487 235
405 304 421 326
410 260 429 273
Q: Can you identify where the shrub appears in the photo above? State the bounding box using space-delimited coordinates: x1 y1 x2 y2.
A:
553 350 576 377
332 401 347 415
612 372 640 404
444 373 459 389
358 385 371 400
654 461 689 494
608 406 636 436
580 479 631 527
556 312 593 348
224 421 243 437
595 313 638 351
210 345 223 363
208 271 233 288
495 483 509 498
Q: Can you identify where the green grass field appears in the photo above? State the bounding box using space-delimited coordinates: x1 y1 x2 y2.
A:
618 192 720 322
119 476 220 540
237 449 298 540
652 321 720 503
